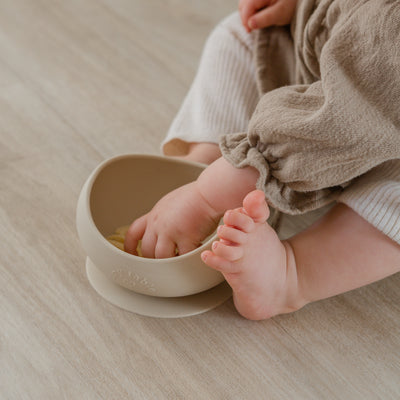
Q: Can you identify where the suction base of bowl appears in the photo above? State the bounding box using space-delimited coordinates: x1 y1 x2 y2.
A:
86 258 232 318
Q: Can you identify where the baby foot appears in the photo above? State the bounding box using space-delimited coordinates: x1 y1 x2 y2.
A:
201 190 300 320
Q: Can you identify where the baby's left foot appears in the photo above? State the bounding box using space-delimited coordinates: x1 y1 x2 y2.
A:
201 190 301 320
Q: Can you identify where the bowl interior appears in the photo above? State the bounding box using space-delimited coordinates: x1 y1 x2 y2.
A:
89 156 205 239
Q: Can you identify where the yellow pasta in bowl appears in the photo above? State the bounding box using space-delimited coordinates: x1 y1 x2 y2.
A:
106 225 142 256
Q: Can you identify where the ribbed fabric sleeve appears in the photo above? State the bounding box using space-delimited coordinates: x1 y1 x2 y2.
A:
338 160 400 245
161 12 259 156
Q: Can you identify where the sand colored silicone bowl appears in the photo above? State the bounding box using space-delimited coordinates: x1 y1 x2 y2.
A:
76 154 231 317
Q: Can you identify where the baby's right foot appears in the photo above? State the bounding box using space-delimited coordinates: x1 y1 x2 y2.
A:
201 190 301 320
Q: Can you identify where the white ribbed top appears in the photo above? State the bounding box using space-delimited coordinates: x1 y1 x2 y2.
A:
162 13 259 155
337 160 400 244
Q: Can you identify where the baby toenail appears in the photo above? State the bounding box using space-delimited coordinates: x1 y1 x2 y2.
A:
212 241 218 250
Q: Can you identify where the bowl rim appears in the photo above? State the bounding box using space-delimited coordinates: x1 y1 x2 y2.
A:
84 153 218 264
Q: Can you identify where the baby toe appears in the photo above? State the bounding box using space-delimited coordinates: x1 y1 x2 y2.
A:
201 250 233 273
243 190 270 223
217 225 247 245
211 240 243 262
201 250 241 274
223 209 254 233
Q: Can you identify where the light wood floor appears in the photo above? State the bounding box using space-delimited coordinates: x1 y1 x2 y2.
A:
1 1 399 399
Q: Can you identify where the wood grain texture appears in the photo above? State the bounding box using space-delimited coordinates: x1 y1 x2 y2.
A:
1 1 399 399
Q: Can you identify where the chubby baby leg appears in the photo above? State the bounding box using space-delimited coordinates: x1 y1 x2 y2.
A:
201 190 300 320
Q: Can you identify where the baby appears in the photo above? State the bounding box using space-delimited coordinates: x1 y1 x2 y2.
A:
125 0 400 320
